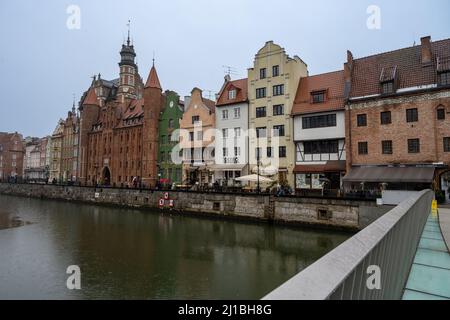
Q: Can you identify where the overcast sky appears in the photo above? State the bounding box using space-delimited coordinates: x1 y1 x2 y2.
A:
0 0 449 137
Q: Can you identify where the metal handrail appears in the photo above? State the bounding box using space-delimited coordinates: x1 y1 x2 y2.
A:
263 189 434 300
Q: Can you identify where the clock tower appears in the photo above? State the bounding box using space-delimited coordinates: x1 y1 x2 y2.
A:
117 22 137 103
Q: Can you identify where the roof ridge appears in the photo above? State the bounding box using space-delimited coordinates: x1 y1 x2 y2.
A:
230 77 248 82
304 69 344 78
353 37 450 61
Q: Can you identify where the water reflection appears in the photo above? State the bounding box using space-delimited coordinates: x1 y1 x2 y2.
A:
0 210 32 230
0 194 350 299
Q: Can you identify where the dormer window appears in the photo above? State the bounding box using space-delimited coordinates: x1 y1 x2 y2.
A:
228 89 236 100
311 90 326 104
437 57 450 86
380 66 397 95
439 72 450 86
381 81 394 94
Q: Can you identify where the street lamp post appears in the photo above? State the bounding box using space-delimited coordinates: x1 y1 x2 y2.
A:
257 138 260 194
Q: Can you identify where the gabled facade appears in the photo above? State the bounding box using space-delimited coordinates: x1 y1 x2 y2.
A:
61 106 80 182
214 76 249 185
49 120 64 183
179 88 216 185
158 90 184 185
248 41 308 188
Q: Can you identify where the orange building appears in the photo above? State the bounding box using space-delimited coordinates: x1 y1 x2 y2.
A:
179 88 216 185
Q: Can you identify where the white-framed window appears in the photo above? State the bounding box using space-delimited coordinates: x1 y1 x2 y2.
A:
228 89 236 100
222 110 229 120
223 148 228 156
234 127 241 138
234 108 240 118
222 128 228 139
234 147 240 156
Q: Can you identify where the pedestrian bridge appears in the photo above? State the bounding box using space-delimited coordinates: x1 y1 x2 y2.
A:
263 190 450 300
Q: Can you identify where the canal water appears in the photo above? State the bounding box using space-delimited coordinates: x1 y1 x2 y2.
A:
0 194 350 299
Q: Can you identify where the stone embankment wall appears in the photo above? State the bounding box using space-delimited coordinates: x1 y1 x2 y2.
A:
0 183 391 231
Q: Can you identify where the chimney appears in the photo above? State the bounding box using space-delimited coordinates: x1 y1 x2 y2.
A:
344 50 353 82
421 36 432 64
344 50 354 99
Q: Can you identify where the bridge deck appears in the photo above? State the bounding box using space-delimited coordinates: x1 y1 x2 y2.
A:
402 211 450 300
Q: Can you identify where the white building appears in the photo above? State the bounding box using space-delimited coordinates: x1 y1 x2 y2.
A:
292 70 346 194
23 137 48 182
213 76 249 185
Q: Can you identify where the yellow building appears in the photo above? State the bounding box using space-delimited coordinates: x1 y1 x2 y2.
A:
248 41 308 188
49 120 64 183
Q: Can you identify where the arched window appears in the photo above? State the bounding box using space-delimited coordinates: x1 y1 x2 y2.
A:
437 105 446 120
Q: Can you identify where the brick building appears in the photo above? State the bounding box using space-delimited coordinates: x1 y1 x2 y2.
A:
0 132 24 181
78 35 164 188
343 36 450 195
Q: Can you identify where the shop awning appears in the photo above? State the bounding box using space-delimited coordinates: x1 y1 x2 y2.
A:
251 165 279 176
235 174 274 183
342 166 435 183
187 164 206 171
294 161 346 173
211 164 247 171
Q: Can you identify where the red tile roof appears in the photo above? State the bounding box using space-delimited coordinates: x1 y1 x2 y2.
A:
83 87 98 105
350 38 450 98
122 98 144 119
379 66 397 82
216 78 248 106
202 97 216 113
292 70 345 116
145 65 162 90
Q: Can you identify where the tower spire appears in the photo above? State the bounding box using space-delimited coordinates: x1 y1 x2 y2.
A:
126 19 131 46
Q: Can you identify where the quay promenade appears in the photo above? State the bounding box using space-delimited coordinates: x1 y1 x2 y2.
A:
264 190 450 300
0 182 390 231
